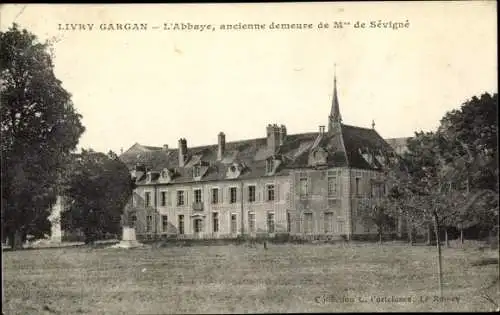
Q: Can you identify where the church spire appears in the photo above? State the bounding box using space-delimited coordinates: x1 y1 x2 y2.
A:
328 64 342 132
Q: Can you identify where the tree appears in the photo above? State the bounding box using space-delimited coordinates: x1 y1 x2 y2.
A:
359 197 396 244
394 129 495 297
63 149 135 244
437 93 499 239
1 24 85 249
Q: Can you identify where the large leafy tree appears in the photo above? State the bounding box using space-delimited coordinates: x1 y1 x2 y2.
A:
437 92 498 233
63 149 135 244
1 24 85 249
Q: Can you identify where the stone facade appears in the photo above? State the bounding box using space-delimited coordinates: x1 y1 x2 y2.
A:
129 176 290 239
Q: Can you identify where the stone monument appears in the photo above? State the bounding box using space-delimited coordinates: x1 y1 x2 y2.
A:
111 213 143 249
49 195 64 243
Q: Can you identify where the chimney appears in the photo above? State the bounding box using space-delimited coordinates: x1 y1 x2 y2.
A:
319 125 325 135
217 132 226 161
163 144 169 151
279 125 287 145
178 138 187 167
266 124 280 152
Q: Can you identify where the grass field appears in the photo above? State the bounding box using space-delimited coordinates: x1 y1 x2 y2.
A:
2 242 499 314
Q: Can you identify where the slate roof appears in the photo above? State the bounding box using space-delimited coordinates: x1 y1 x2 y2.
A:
119 124 396 185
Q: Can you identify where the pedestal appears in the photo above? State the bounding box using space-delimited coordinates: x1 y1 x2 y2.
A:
111 226 143 249
122 227 137 241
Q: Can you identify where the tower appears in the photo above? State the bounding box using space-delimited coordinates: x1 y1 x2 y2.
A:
328 64 342 134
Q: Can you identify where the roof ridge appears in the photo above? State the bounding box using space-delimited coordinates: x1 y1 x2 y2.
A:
134 131 321 152
341 123 376 132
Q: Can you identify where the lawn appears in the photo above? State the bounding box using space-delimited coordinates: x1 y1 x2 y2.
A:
2 242 499 314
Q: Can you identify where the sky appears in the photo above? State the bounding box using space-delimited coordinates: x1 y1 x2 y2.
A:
1 2 497 154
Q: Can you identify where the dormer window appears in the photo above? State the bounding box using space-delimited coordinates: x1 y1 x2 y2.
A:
146 172 152 183
360 148 374 166
226 162 244 179
193 166 201 178
192 161 209 180
161 169 169 179
309 147 327 167
266 159 274 174
159 168 175 183
375 152 386 167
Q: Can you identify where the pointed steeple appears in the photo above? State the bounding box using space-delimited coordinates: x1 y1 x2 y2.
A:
328 64 342 132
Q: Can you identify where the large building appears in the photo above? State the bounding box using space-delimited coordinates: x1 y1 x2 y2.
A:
119 75 399 240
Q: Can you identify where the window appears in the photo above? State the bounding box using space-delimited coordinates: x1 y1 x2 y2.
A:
328 177 337 197
266 184 275 201
355 178 361 195
299 178 308 197
267 212 275 233
194 189 202 203
145 192 151 207
266 159 274 174
338 221 344 233
304 213 313 233
162 215 168 232
230 214 237 234
324 212 333 233
371 182 385 198
193 166 201 177
146 215 152 232
296 217 301 233
248 212 256 233
177 191 185 206
230 187 237 204
287 212 291 233
194 218 203 233
211 188 219 204
212 213 219 233
160 191 167 206
178 215 184 235
248 185 256 202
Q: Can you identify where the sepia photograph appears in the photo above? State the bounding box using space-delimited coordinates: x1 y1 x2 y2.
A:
1 2 498 314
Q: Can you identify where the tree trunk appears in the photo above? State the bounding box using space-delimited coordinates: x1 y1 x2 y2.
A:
408 224 414 246
445 228 449 248
433 214 443 298
460 228 464 245
9 230 24 250
426 224 432 245
378 227 383 245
